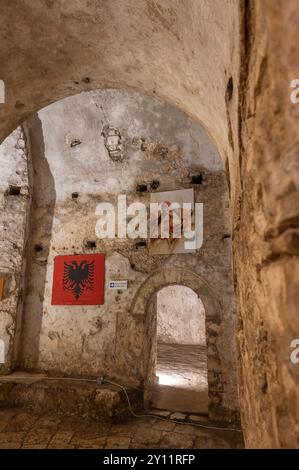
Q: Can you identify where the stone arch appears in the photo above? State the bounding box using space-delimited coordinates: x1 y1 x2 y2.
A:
1 88 234 395
131 266 220 320
0 1 241 207
0 3 240 419
131 267 227 422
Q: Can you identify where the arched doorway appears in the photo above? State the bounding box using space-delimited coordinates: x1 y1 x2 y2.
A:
0 88 238 424
130 267 231 421
150 284 209 415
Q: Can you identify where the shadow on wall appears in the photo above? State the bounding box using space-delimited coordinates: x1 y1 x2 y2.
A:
19 114 56 369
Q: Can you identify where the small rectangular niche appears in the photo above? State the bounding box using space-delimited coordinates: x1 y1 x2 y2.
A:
191 174 204 185
84 240 97 249
7 184 21 196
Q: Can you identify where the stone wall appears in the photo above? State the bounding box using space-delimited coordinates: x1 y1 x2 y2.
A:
156 285 206 345
0 127 30 374
233 0 299 448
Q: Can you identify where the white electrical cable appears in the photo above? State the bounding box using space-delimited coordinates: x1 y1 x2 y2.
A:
5 374 242 433
102 378 242 433
12 374 241 433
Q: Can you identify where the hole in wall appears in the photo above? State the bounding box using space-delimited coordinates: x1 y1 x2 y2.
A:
71 192 79 199
135 240 147 249
70 139 82 148
7 184 21 196
150 180 160 190
34 244 43 253
136 183 148 193
84 240 96 249
191 174 204 185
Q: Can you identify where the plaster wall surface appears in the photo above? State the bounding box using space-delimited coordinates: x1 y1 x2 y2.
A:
157 285 206 345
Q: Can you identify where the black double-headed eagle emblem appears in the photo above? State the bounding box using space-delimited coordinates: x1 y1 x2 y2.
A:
63 260 95 299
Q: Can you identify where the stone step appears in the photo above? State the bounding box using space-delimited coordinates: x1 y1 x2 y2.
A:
0 372 142 422
149 383 208 415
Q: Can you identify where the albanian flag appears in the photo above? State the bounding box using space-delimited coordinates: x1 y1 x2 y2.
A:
51 254 105 305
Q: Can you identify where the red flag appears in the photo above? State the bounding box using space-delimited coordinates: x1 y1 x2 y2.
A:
51 254 105 305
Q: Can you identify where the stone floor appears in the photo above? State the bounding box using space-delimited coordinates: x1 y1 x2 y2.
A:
0 407 244 449
151 343 208 414
157 343 208 391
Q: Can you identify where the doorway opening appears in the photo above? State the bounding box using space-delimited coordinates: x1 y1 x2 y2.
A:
149 284 209 415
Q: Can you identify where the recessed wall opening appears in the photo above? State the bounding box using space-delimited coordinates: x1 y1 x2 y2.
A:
149 284 208 415
0 89 237 428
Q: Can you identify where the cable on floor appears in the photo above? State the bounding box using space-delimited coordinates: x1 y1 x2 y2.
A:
7 374 242 433
101 377 242 433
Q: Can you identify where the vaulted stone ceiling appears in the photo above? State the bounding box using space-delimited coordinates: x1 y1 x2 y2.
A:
0 1 240 190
